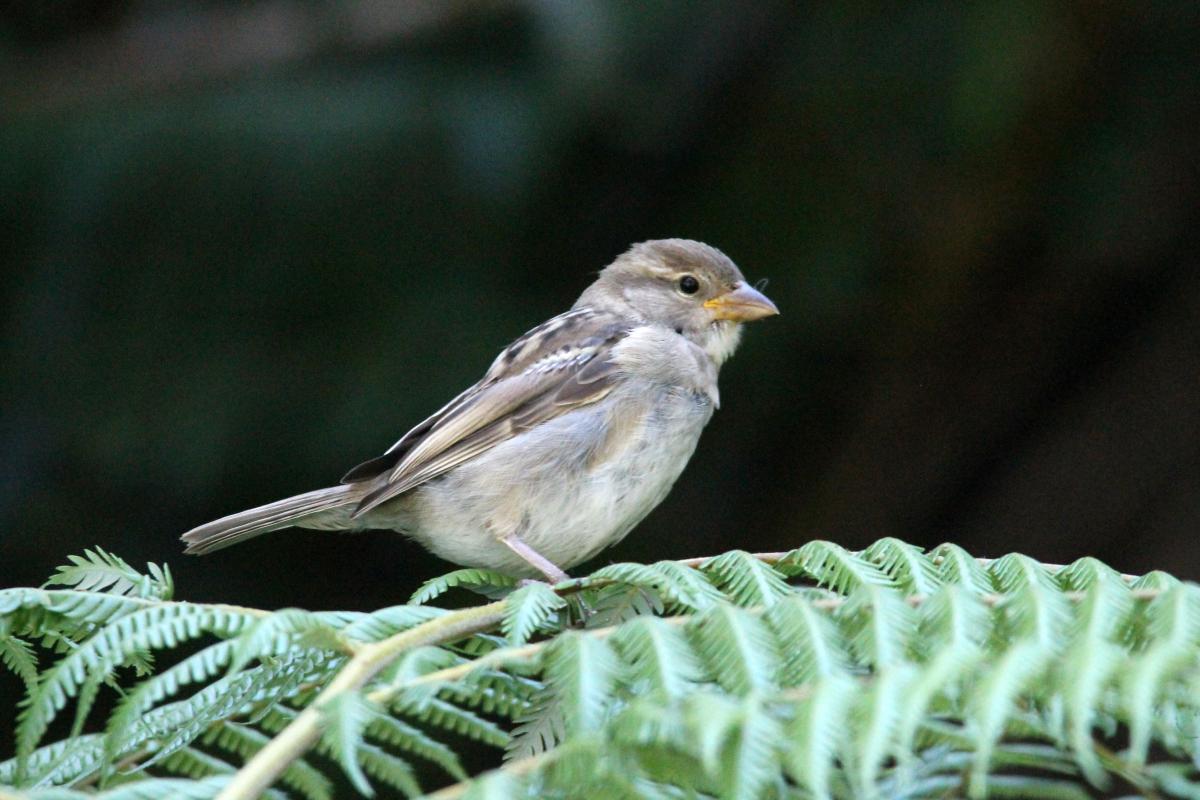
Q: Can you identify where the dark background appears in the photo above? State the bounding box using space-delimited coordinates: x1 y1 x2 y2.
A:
3 1 1199 607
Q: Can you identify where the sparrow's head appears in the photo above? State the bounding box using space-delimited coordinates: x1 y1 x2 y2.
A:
578 239 779 365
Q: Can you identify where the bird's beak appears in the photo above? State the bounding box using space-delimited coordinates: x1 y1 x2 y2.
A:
703 282 780 322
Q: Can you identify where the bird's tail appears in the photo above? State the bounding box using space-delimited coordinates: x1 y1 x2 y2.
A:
181 485 363 555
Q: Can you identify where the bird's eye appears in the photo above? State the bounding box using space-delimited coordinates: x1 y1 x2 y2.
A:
678 275 700 295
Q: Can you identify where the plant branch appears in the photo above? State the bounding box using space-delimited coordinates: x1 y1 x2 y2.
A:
215 600 507 800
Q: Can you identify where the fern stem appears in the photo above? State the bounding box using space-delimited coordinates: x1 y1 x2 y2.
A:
215 600 507 800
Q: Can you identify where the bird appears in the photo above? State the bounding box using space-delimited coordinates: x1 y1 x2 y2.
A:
181 239 778 583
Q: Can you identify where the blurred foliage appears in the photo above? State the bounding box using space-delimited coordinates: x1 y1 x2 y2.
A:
2 0 1199 611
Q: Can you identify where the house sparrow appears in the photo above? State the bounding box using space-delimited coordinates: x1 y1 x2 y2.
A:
181 239 778 582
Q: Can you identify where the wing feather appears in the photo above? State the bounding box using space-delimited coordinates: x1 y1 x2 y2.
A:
349 308 629 516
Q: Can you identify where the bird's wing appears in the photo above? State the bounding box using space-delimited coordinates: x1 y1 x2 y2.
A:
346 307 630 516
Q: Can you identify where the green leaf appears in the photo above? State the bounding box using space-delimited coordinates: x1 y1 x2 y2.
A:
611 616 703 697
967 640 1052 797
541 631 620 734
43 548 173 600
688 604 778 695
989 553 1070 647
863 538 942 596
319 691 379 796
590 561 725 612
764 595 850 684
699 550 792 608
410 569 518 605
839 583 917 668
931 543 993 594
502 583 566 645
783 675 855 800
778 541 893 595
1123 584 1200 765
0 633 39 695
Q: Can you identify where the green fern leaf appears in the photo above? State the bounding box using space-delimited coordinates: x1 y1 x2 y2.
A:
17 603 259 763
541 630 620 735
611 616 703 697
840 583 917 668
130 649 338 769
104 638 238 759
342 605 446 643
763 595 850 685
783 674 855 800
43 548 173 600
93 775 286 800
1055 556 1127 592
688 603 778 695
1058 573 1131 786
967 639 1053 797
156 747 237 780
864 538 942 596
507 698 565 761
227 608 347 674
699 550 792 608
584 582 664 627
365 713 468 780
1123 583 1200 765
0 733 105 787
687 692 781 800
203 721 333 800
896 586 987 752
1131 570 1181 592
0 633 39 695
989 553 1070 647
931 543 993 594
779 541 893 595
355 742 422 798
590 561 725 612
319 691 379 796
849 663 916 795
502 583 566 646
392 695 509 747
410 570 518 605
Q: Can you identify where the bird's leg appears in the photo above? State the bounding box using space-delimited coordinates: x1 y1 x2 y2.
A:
499 533 570 585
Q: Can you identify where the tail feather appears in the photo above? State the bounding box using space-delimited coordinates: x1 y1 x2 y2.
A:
181 485 361 555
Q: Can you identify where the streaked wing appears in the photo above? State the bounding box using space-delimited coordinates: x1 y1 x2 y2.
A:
349 307 630 516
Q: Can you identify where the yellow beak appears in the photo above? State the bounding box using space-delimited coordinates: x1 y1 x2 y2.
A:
703 282 780 322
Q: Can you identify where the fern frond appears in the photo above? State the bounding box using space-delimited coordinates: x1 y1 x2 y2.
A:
699 550 791 608
688 604 778 695
864 538 942 596
501 583 566 646
931 542 993 594
840 583 917 668
6 540 1200 800
43 548 173 601
779 540 893 595
989 553 1070 647
782 675 855 800
611 616 703 698
967 639 1053 796
540 630 621 735
1122 583 1200 765
203 721 333 800
318 691 378 796
17 603 262 763
590 561 725 612
410 570 517 605
365 713 468 780
1 632 39 694
764 595 850 684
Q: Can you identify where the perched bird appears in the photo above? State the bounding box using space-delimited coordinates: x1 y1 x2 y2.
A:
181 239 778 582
